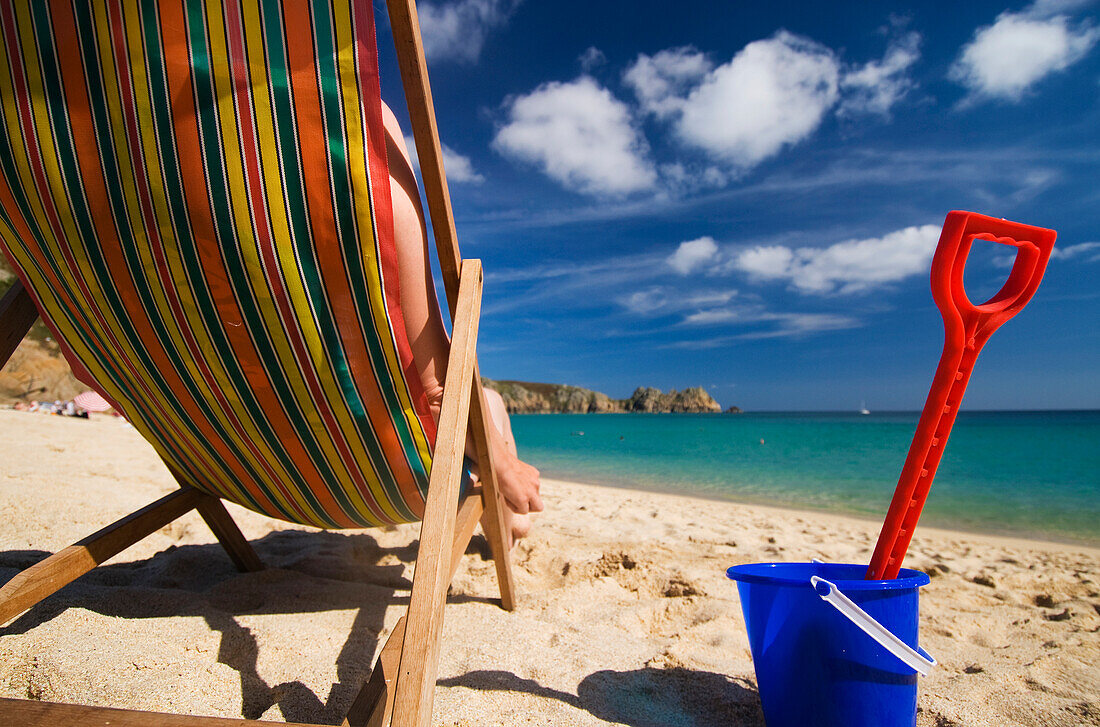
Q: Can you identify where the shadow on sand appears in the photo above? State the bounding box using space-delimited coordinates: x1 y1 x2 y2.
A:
0 529 495 723
439 667 765 727
1 531 760 725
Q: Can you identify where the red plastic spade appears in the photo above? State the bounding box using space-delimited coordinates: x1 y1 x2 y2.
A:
866 211 1056 580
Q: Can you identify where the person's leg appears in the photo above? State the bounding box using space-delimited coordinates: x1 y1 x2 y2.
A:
379 103 542 539
483 388 532 541
483 388 517 456
379 104 449 420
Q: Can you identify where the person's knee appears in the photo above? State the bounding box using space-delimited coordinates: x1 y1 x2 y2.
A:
423 380 445 417
381 101 414 168
483 388 507 434
484 387 505 409
380 102 402 148
483 387 518 455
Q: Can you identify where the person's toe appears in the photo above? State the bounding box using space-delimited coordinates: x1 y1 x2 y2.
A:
511 512 533 542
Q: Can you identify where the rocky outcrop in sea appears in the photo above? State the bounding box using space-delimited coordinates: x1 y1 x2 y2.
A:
482 379 726 414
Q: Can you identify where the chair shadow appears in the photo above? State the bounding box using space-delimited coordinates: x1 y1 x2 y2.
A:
0 529 497 723
438 667 765 727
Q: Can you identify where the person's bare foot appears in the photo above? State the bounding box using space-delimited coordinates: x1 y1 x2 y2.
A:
496 453 542 516
489 502 534 550
510 511 533 542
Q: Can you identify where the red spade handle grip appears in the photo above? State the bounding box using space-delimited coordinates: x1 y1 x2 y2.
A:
866 211 1056 580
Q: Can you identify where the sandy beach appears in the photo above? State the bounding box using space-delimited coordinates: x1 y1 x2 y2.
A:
0 409 1097 726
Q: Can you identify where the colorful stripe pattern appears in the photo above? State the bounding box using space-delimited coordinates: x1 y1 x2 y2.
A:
0 0 440 528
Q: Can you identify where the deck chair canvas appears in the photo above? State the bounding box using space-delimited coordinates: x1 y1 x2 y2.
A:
0 1 514 726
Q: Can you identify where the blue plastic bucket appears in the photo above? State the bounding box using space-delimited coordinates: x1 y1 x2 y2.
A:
726 562 931 727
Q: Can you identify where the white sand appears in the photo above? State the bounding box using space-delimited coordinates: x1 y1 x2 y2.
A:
0 410 1097 725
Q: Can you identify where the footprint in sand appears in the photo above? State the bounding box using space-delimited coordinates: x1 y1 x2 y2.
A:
159 520 191 542
971 573 997 588
662 576 704 598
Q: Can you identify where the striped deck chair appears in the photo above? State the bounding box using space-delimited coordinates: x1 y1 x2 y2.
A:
0 1 515 725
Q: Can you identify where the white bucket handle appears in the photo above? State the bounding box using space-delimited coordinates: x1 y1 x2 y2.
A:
809 576 936 677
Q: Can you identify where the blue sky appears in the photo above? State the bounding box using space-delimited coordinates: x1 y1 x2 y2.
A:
376 0 1100 411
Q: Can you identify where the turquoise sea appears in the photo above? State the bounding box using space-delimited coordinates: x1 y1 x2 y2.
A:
511 411 1100 545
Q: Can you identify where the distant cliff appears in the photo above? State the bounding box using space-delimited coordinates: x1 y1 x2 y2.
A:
482 379 725 414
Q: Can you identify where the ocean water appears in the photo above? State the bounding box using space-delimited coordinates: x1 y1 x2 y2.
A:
511 411 1100 545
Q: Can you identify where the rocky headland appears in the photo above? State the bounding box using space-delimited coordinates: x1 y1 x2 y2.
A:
482 379 727 414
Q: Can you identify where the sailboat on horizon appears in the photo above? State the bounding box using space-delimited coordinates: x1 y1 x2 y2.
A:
859 400 871 415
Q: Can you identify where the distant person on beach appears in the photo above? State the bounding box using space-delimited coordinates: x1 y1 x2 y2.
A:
381 102 542 544
11 398 88 418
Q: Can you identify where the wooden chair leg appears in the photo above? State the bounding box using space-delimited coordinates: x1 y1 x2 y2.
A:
342 491 483 727
194 494 264 572
447 488 484 578
389 261 481 727
342 616 406 727
0 488 203 625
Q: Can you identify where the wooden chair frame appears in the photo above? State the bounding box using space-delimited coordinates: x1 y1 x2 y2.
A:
0 2 513 726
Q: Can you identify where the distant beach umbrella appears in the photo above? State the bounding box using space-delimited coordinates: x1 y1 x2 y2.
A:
73 391 112 412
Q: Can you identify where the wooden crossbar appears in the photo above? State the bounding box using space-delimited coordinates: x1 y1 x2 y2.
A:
0 488 204 626
0 698 317 727
389 261 482 727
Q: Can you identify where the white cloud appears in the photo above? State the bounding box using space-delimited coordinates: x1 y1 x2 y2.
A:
674 32 840 169
839 31 922 117
418 0 519 64
618 285 739 317
1029 0 1096 14
673 309 860 344
685 290 738 307
950 0 1098 102
667 236 719 274
1051 240 1100 261
621 286 667 314
506 31 924 192
485 242 862 348
657 162 729 193
735 245 794 278
683 309 737 325
624 34 841 170
624 46 714 119
578 46 607 72
602 276 749 331
492 77 657 196
735 224 941 294
994 239 1100 266
741 312 860 338
403 136 485 184
440 147 484 183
